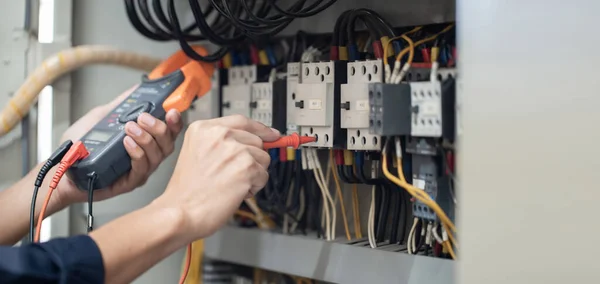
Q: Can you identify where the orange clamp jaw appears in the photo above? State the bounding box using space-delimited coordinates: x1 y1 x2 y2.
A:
148 46 215 113
263 133 317 150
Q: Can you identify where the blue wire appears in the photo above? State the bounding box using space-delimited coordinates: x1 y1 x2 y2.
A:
439 46 448 66
231 51 240 66
266 46 277 66
269 149 279 164
348 44 359 61
354 151 364 167
393 41 402 55
239 50 250 65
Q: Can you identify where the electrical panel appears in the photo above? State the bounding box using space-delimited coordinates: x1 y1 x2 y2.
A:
341 60 383 150
295 61 347 148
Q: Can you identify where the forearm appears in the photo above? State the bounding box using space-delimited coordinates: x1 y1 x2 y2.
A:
90 202 190 284
0 163 66 245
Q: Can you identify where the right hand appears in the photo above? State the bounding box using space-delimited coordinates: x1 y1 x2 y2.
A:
154 115 280 241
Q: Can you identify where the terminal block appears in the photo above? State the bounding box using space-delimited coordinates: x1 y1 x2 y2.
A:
341 60 383 150
295 61 347 148
250 80 287 134
221 65 271 118
411 154 454 222
286 62 301 134
368 83 412 136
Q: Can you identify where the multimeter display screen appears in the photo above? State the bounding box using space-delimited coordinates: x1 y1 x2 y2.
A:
86 130 114 142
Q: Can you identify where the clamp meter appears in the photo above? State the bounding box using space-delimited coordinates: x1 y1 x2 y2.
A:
68 46 214 190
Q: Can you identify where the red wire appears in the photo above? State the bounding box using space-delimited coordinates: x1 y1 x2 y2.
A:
34 141 88 242
179 244 193 284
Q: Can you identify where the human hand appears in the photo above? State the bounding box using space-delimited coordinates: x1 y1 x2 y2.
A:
53 86 184 208
153 115 280 241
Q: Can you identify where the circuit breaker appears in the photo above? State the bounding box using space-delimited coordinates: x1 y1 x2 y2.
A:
250 80 287 133
286 62 301 134
295 61 347 148
221 65 271 118
340 60 382 150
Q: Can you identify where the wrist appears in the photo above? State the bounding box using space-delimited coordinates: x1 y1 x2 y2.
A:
146 198 192 244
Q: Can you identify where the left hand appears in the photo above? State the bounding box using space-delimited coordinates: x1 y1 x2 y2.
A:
54 86 184 207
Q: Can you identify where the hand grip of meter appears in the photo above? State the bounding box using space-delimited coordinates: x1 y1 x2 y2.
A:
67 46 214 190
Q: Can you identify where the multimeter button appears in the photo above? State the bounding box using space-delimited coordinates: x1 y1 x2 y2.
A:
118 102 153 123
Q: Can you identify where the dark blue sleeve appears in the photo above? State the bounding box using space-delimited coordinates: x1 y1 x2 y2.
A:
0 235 104 284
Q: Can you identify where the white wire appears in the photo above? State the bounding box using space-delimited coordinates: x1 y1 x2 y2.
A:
367 185 377 248
312 149 336 241
407 217 419 254
310 149 333 240
425 222 433 246
432 223 443 244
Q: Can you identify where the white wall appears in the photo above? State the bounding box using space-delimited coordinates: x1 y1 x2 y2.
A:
458 1 600 283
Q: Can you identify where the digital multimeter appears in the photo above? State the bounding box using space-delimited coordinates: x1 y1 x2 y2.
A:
68 46 214 190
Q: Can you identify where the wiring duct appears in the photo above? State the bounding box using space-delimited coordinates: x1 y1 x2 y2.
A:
0 46 162 137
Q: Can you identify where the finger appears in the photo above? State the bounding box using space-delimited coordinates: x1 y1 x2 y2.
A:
122 136 149 186
226 129 263 149
137 113 174 156
249 164 269 196
208 115 281 142
165 109 184 137
245 146 271 170
125 121 163 171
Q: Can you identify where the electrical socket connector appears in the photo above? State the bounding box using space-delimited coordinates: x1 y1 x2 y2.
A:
341 60 383 150
405 67 457 82
295 61 347 148
286 62 301 134
368 83 412 136
250 80 287 133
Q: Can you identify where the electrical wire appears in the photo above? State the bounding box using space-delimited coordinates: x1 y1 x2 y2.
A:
392 24 454 83
87 173 97 232
351 183 362 238
309 149 335 240
367 185 377 248
329 150 351 240
407 217 419 254
34 141 88 243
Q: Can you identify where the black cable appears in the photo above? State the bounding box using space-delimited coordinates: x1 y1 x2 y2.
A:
169 0 230 62
375 184 390 242
268 0 338 18
29 140 73 242
389 187 401 244
87 173 97 233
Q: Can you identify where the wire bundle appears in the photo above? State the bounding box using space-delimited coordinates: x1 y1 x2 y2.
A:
125 0 338 62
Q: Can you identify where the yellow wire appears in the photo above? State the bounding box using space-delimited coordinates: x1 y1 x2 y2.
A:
330 150 351 241
383 26 421 66
258 50 269 65
222 52 232 68
381 150 457 248
351 183 362 238
181 240 203 284
395 24 454 63
444 241 457 259
339 46 348 61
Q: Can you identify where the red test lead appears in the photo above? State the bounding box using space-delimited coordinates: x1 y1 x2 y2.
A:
263 133 316 150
